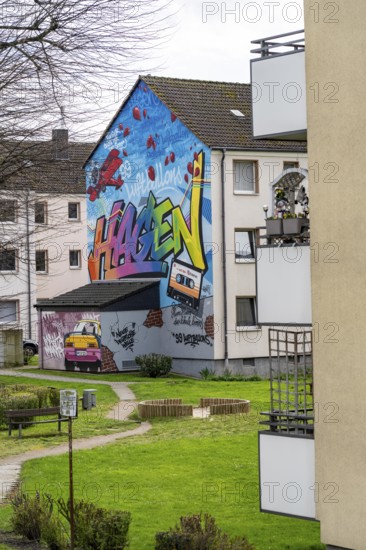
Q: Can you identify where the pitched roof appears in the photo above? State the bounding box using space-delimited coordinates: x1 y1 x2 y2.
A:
142 76 306 152
1 135 94 194
36 280 160 308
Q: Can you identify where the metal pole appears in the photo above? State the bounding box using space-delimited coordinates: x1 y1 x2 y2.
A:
68 417 75 550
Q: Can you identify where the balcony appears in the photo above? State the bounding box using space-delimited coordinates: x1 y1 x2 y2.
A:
251 30 306 140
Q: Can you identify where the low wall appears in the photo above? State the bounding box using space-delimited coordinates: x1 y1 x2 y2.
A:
138 399 193 419
200 398 250 415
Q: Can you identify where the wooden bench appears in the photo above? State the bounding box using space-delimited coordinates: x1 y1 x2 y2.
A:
5 407 67 438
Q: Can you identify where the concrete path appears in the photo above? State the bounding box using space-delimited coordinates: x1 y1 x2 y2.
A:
0 370 149 504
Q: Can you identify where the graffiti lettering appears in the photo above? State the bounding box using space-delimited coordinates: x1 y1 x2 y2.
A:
43 333 64 358
89 152 207 280
125 163 183 200
171 304 203 329
111 323 136 352
172 332 212 347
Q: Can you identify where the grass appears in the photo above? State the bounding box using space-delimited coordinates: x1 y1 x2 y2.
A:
0 375 137 459
19 366 174 383
0 377 324 550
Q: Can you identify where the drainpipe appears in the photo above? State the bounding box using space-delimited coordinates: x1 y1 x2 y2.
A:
25 191 32 339
219 149 229 368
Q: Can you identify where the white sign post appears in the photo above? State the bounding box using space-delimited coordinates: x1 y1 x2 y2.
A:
60 390 77 550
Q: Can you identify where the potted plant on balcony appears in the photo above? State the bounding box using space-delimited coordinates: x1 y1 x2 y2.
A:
266 215 283 236
282 212 303 235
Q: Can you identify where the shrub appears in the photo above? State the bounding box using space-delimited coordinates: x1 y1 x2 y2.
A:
155 513 255 550
135 353 172 378
199 367 216 380
57 498 131 550
0 392 39 429
0 385 60 429
11 492 68 550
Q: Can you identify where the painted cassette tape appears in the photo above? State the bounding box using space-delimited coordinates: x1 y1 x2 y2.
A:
167 259 203 310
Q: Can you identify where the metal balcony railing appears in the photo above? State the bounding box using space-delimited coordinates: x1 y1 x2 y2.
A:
251 29 304 58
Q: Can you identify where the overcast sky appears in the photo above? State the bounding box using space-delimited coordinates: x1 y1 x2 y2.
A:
80 0 304 138
151 0 304 82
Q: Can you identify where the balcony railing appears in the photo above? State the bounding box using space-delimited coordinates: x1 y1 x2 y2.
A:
251 29 305 58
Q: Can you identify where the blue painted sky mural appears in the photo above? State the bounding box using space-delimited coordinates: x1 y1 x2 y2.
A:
86 80 213 310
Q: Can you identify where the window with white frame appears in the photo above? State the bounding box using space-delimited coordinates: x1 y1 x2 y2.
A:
236 297 256 328
35 202 47 224
233 161 258 193
0 301 17 323
0 249 17 271
69 250 81 268
235 230 255 262
0 200 17 223
36 250 48 273
68 202 80 220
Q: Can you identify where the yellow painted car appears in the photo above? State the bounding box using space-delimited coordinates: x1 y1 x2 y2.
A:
64 320 101 370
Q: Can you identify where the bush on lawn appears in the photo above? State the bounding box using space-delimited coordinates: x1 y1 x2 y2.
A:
135 353 172 378
11 492 67 549
58 497 131 550
0 392 39 429
155 513 255 550
0 384 60 429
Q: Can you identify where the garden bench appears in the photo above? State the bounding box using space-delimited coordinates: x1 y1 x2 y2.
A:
5 407 67 439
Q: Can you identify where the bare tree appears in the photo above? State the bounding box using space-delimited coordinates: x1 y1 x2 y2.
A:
0 0 172 173
0 0 173 337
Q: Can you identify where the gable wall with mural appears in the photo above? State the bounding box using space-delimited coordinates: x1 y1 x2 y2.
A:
85 80 214 367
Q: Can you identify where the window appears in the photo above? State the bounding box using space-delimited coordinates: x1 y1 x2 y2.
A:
69 250 81 269
36 250 48 273
0 249 16 271
0 200 17 222
283 161 299 170
68 202 80 220
236 297 256 328
0 301 17 323
233 161 258 193
235 230 255 262
35 202 47 224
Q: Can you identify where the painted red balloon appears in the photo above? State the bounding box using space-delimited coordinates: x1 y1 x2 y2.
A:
146 135 153 148
184 174 189 183
119 123 123 130
148 166 155 181
124 127 130 137
143 109 147 118
187 162 193 175
123 150 128 156
194 167 200 177
165 156 169 166
170 152 175 162
133 107 141 121
171 112 177 122
194 152 198 161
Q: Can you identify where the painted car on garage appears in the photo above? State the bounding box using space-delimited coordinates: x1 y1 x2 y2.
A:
64 320 101 370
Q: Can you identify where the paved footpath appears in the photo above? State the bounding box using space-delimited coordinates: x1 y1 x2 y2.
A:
0 370 150 504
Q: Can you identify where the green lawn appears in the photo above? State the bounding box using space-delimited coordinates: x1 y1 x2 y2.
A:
0 377 324 550
20 367 185 383
0 375 136 459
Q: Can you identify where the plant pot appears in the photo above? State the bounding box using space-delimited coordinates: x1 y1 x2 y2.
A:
266 219 283 236
283 218 303 235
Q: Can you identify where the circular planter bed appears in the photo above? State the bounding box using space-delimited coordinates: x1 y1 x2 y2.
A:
138 398 250 419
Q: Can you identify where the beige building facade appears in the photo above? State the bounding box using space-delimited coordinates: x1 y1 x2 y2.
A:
305 2 366 548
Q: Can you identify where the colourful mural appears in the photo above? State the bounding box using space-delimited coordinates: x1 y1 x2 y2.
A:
40 311 101 371
86 81 213 314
